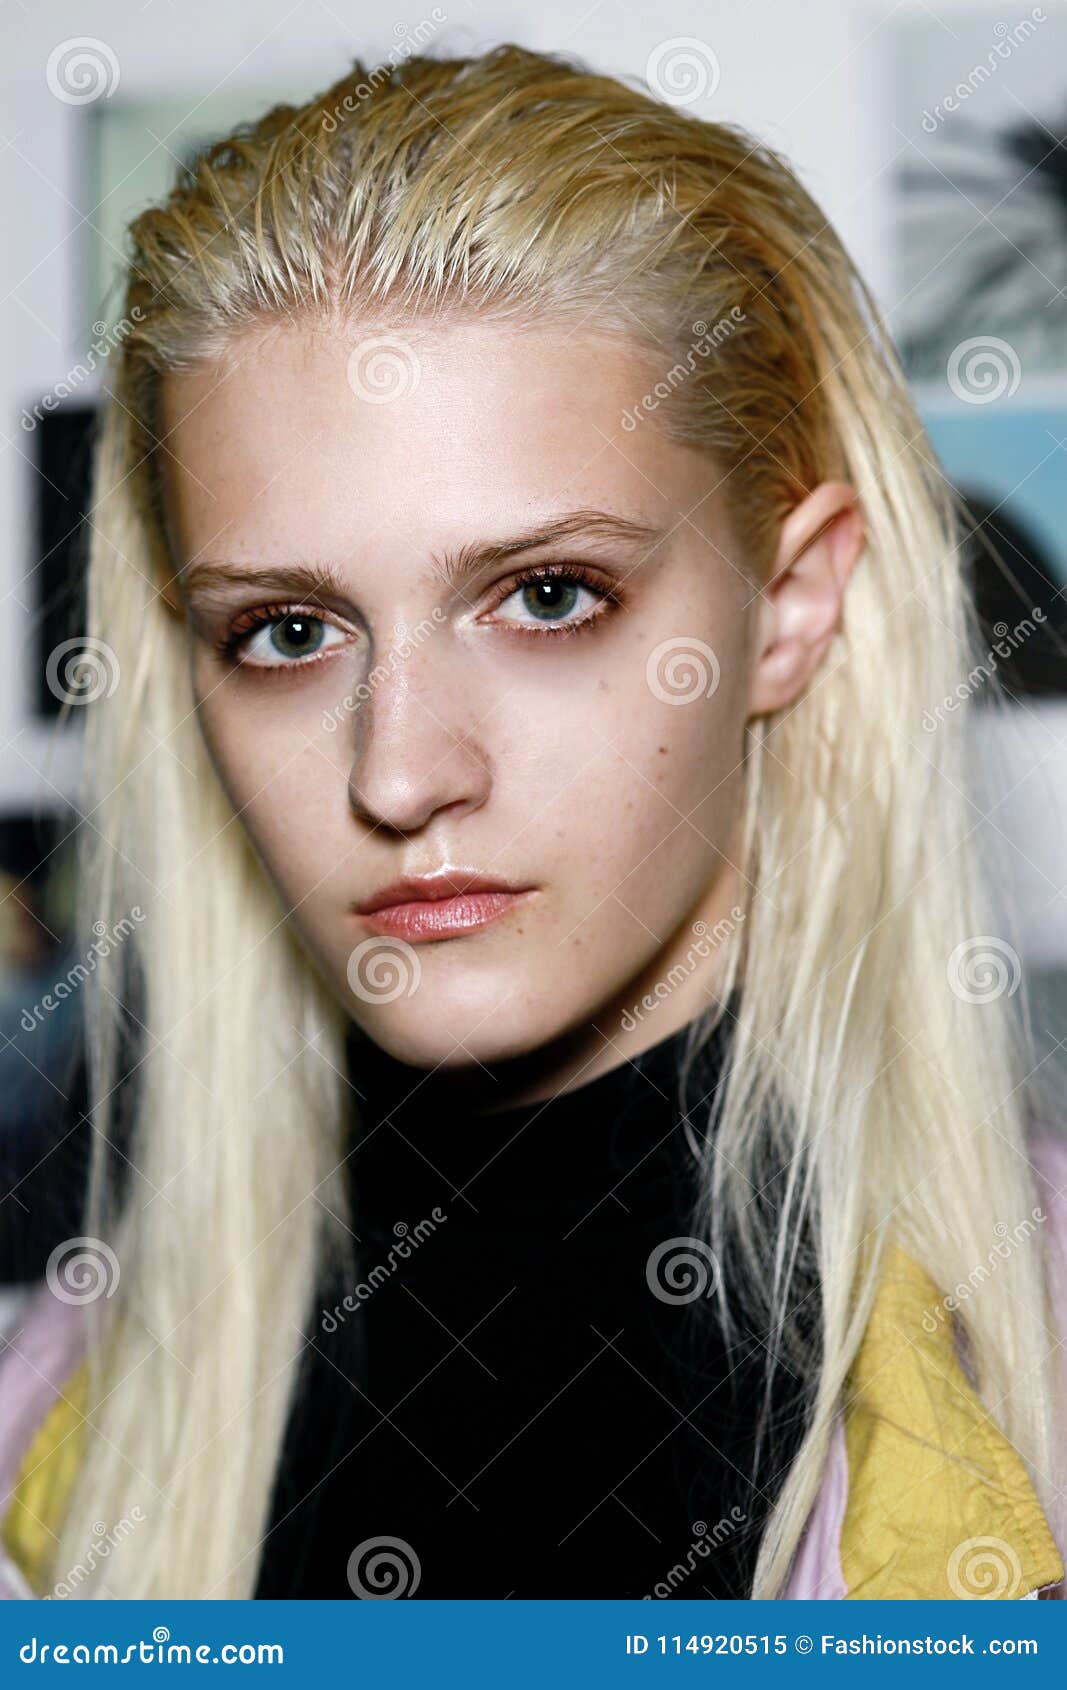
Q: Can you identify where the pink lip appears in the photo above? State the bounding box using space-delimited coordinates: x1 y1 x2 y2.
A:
353 874 536 943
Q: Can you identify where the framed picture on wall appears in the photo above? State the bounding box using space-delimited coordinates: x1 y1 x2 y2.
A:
888 8 1067 697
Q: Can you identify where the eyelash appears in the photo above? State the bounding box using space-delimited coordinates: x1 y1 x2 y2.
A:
215 564 621 669
481 563 619 638
214 601 346 669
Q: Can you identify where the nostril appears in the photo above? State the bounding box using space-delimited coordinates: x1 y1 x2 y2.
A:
347 736 491 836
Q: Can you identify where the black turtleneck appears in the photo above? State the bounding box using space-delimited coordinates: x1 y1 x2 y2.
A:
253 1008 815 1599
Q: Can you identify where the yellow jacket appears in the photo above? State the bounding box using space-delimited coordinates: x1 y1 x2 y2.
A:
2 1136 1065 1600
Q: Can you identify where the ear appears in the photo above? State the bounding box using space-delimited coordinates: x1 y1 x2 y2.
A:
747 481 865 718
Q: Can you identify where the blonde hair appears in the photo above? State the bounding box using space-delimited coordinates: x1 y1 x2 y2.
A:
45 42 1060 1597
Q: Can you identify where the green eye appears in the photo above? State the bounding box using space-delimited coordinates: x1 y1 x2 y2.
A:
494 571 604 630
271 615 325 656
521 578 581 620
241 613 347 667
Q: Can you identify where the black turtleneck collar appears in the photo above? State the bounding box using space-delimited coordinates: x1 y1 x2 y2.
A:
342 997 740 1235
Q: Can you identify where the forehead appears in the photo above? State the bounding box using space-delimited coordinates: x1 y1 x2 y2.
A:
157 316 726 567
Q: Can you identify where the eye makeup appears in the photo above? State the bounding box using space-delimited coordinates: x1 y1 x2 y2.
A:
213 602 358 670
208 560 628 672
478 561 623 638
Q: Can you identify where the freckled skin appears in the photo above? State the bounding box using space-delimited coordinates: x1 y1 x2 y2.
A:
159 317 761 1101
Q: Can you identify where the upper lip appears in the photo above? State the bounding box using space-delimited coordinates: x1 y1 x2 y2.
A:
354 872 533 915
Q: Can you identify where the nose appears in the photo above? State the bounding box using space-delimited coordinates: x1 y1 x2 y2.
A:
346 638 491 836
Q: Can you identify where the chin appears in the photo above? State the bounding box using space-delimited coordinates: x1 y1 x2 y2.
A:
345 988 572 1074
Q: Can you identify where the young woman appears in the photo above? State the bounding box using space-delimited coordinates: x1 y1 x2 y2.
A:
1 42 1064 1602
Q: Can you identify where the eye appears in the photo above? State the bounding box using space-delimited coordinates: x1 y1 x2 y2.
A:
489 566 613 633
231 610 351 668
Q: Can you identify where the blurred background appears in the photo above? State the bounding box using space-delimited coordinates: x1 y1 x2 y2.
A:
0 0 1065 1280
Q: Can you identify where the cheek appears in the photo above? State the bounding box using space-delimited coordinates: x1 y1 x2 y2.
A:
491 633 748 923
191 674 353 895
585 705 744 904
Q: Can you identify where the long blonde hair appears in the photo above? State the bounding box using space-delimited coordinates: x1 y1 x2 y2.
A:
46 42 1060 1597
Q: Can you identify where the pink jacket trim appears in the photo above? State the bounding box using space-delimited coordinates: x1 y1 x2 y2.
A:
1 1131 1065 1599
777 1418 848 1598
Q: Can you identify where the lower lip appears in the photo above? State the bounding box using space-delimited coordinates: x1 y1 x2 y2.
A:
357 889 534 941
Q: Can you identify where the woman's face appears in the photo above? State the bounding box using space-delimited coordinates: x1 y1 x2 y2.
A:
159 317 762 1079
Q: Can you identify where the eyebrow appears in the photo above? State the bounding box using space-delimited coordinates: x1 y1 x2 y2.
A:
180 560 353 605
180 509 667 603
429 508 667 588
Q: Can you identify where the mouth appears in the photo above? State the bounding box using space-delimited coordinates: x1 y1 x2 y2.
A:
352 872 537 943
